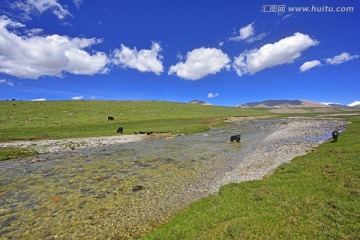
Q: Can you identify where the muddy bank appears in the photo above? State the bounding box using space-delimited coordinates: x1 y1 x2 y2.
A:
0 119 347 239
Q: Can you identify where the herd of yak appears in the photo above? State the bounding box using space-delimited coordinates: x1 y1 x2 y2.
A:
108 116 340 143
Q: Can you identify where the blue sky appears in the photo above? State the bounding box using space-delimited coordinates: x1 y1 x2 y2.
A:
0 0 359 106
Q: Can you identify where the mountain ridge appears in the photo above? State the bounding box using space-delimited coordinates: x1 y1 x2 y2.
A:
236 100 330 108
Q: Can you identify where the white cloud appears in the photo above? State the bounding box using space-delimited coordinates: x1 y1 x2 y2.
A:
321 102 340 106
231 23 254 41
73 0 84 8
299 52 359 72
300 60 322 72
72 96 84 100
233 32 318 76
176 52 183 60
229 23 267 43
112 42 164 75
325 52 359 65
348 101 360 107
12 0 72 20
282 14 292 21
247 33 267 43
25 28 43 36
0 16 108 79
31 98 46 101
208 93 219 98
168 47 230 80
0 79 14 86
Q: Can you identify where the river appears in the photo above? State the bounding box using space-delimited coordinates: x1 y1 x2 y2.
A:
0 119 347 239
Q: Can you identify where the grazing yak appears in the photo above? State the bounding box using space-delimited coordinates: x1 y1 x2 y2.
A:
230 134 241 142
117 127 123 133
108 116 115 121
332 130 339 142
136 131 153 135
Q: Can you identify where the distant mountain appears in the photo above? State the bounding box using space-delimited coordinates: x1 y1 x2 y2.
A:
236 100 329 108
188 100 212 105
325 103 351 108
322 101 360 108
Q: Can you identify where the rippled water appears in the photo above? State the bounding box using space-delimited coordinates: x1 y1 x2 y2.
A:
0 119 343 239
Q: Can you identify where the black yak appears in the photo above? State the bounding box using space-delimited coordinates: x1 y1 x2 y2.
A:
230 134 241 142
117 127 123 133
332 130 339 142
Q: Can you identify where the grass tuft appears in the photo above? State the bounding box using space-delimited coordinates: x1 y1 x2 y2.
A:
0 147 38 161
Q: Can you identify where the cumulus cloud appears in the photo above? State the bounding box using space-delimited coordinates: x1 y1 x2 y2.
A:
229 23 267 43
325 52 359 65
321 102 340 106
12 0 72 20
168 48 230 80
0 16 108 79
31 98 46 101
112 42 164 75
231 23 254 41
72 96 84 100
0 79 14 86
299 52 359 72
208 93 219 98
233 32 318 76
300 60 322 72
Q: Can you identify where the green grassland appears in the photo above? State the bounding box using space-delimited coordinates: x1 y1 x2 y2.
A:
0 100 271 160
143 115 360 239
0 100 270 141
0 100 358 162
1 100 359 237
2 100 357 142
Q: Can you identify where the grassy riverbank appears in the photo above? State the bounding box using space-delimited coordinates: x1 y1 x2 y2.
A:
0 100 269 141
0 100 358 161
143 115 360 239
0 100 272 160
2 100 357 142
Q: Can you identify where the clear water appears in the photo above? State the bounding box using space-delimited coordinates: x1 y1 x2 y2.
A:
0 119 345 239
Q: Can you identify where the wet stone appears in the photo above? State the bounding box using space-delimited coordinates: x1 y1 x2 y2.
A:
132 186 144 192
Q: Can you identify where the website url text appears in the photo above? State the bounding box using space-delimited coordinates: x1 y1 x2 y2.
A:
261 5 355 13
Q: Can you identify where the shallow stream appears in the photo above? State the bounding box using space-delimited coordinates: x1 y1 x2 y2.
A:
0 119 346 239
